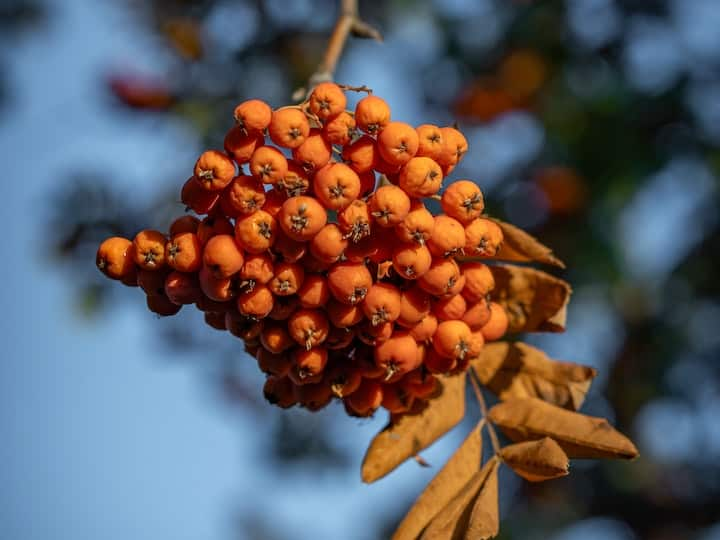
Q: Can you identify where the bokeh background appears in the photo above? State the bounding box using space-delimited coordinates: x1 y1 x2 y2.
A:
1 0 719 539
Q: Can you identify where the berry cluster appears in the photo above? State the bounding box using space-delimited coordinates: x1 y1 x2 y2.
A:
95 83 509 417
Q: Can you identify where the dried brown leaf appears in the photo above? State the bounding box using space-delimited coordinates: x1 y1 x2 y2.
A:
493 219 565 268
465 457 500 540
393 425 483 540
472 342 597 410
362 373 467 483
419 457 500 540
489 265 571 333
500 437 569 482
488 398 639 460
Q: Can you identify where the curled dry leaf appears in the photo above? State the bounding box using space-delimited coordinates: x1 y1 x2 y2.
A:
465 456 500 540
489 265 571 333
471 342 597 410
488 398 639 460
362 373 467 483
492 219 565 268
500 437 569 482
393 425 483 540
419 457 500 540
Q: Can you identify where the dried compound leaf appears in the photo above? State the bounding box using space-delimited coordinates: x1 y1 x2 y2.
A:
393 425 483 540
464 457 500 540
472 342 597 410
420 457 500 540
493 219 565 268
489 265 571 333
362 373 467 483
500 437 569 482
488 398 639 460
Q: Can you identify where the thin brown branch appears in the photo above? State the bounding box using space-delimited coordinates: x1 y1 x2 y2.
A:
298 0 382 97
469 370 501 455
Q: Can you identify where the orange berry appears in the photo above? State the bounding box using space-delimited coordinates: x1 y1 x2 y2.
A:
424 347 456 374
234 210 277 254
415 124 444 161
239 253 274 287
237 283 274 318
441 180 485 224
137 267 171 296
181 176 219 214
269 261 305 296
327 262 373 305
256 349 292 378
341 135 377 174
96 237 135 280
292 129 332 172
308 82 347 120
397 285 431 327
398 156 443 197
326 361 363 397
433 293 467 321
426 215 466 257
418 258 461 296
267 295 299 321
268 108 310 149
198 265 236 302
297 274 331 309
358 170 377 197
278 196 328 241
223 175 266 215
355 95 391 135
261 322 295 354
401 369 439 400
309 223 348 264
337 199 372 243
323 110 356 146
278 161 312 198
299 252 332 273
146 293 182 316
204 311 227 331
293 379 333 411
362 282 402 326
194 150 236 191
461 298 492 330
195 293 234 313
133 230 167 270
288 308 330 349
437 126 468 168
356 320 394 346
369 185 411 227
460 262 495 303
313 162 361 210
374 153 402 177
250 145 288 185
409 312 438 342
166 232 202 272
395 199 435 245
263 375 297 408
392 242 432 280
293 347 328 380
197 215 234 245
169 215 200 236
374 332 420 380
202 234 244 278
233 99 272 134
224 126 263 164
326 298 365 328
464 217 504 257
164 271 201 305
480 302 509 341
325 325 355 349
381 383 415 414
377 122 419 166
432 320 474 361
273 228 307 263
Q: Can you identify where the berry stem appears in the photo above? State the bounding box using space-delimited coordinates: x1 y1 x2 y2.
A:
469 369 501 456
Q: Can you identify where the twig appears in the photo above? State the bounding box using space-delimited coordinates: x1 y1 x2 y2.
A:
469 370 501 455
294 0 382 100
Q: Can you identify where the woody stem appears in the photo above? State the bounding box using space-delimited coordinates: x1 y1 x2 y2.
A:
469 369 501 455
